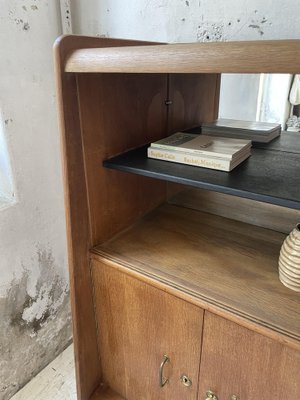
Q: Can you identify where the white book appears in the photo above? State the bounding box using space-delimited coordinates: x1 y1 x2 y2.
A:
202 118 281 133
201 129 280 143
151 132 251 160
201 118 281 143
147 147 251 172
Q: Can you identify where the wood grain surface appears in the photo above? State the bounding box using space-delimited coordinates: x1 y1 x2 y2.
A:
65 40 300 74
54 35 164 400
77 72 168 245
54 34 104 400
90 386 125 400
198 312 300 400
170 188 300 234
92 258 204 400
167 73 220 134
91 204 300 346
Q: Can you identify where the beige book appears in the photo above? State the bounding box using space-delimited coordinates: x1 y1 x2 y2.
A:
147 147 251 172
151 132 251 160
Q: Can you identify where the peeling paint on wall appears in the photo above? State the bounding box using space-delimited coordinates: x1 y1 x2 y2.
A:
197 22 224 42
1 1 70 399
0 246 71 400
60 0 73 34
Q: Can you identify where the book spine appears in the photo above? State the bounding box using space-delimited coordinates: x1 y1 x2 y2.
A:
147 147 231 171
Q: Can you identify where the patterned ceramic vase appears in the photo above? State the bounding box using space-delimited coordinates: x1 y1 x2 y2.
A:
278 223 300 292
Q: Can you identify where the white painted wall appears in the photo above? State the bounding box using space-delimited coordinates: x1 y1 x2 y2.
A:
71 0 300 42
0 0 67 295
0 1 71 399
1 0 300 399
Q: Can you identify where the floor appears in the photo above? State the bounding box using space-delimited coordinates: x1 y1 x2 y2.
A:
11 345 77 400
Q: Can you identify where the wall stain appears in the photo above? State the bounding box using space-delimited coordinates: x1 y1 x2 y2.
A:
0 246 71 400
23 22 30 31
197 22 224 42
248 22 264 35
14 18 23 25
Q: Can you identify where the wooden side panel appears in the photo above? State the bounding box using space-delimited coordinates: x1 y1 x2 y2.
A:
198 312 300 400
168 73 220 133
90 386 125 400
77 73 168 245
92 258 204 400
54 35 165 400
54 36 103 400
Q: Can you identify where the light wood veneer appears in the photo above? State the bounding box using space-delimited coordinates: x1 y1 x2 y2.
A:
55 35 300 399
65 40 300 74
91 204 300 348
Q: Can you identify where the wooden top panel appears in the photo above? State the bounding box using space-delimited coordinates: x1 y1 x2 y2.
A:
91 204 300 344
65 40 300 74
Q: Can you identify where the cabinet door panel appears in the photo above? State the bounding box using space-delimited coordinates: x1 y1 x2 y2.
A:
198 312 300 400
92 259 204 400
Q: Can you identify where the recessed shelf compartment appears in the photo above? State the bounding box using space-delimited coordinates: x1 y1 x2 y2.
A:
91 203 300 346
103 132 300 210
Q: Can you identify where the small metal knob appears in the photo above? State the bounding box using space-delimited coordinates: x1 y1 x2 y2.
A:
206 390 219 400
230 396 239 400
180 374 192 387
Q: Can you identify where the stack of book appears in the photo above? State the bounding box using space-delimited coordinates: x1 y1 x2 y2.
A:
147 132 251 172
201 118 281 143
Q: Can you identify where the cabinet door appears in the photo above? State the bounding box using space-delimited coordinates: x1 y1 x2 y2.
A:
198 312 300 400
92 258 204 400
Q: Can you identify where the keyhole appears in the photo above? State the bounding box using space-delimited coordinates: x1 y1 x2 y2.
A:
180 374 192 387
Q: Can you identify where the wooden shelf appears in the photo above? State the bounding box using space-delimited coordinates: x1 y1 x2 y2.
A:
91 203 300 345
103 132 300 210
64 40 300 74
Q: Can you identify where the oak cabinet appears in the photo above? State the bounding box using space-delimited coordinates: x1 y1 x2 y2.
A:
54 36 300 400
91 256 300 400
92 258 204 400
199 312 300 400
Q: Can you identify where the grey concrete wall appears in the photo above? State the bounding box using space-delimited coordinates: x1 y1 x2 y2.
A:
0 1 72 399
71 0 300 42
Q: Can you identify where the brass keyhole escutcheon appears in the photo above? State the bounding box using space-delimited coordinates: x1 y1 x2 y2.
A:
180 374 192 387
205 390 218 400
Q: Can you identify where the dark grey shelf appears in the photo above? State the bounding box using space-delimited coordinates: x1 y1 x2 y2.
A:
103 132 300 210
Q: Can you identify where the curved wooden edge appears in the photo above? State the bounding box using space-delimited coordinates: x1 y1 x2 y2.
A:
64 39 300 74
54 34 163 73
54 34 105 400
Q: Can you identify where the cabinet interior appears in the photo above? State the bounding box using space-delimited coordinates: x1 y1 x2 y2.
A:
54 35 300 400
